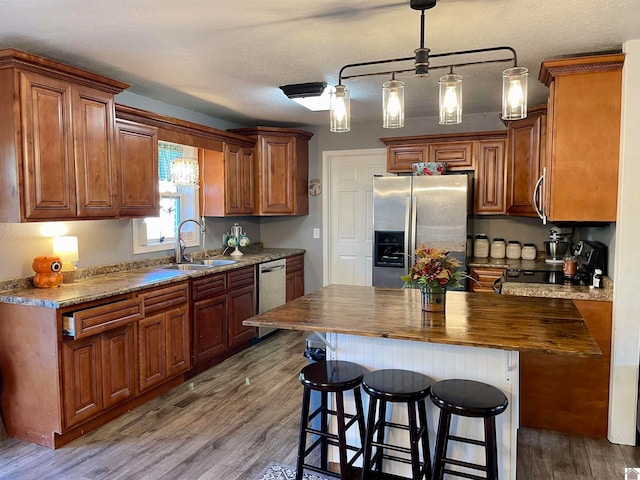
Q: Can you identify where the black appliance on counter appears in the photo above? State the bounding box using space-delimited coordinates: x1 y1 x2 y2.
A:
496 240 608 292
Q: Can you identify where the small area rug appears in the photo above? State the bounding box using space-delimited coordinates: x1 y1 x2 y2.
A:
255 462 333 480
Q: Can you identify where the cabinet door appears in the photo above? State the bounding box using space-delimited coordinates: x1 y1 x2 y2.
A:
101 324 136 408
240 147 255 214
474 140 506 214
228 284 256 347
286 254 305 302
116 119 159 217
72 85 118 217
224 142 243 215
62 336 103 427
193 295 228 364
138 312 167 392
506 111 545 216
166 305 190 377
469 267 504 293
387 145 428 173
429 141 474 170
258 135 295 214
18 70 76 220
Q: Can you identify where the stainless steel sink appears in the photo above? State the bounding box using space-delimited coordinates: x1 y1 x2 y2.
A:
161 263 216 271
198 259 237 267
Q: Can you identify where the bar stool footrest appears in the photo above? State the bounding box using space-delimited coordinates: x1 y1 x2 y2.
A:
449 434 486 447
443 467 488 480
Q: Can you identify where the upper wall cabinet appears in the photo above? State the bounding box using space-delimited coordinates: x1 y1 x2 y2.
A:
0 49 129 222
200 142 255 216
230 127 313 216
538 53 624 223
380 131 506 174
505 106 547 217
116 119 159 217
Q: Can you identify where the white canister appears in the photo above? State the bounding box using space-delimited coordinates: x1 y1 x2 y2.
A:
521 243 537 260
506 240 521 259
473 234 489 258
490 238 506 259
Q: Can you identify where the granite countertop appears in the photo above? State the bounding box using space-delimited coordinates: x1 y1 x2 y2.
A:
244 284 602 357
0 248 305 309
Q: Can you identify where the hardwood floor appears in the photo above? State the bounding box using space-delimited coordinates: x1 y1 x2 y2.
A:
0 329 637 480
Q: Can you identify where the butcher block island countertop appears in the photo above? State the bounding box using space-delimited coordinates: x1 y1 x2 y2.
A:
244 284 601 357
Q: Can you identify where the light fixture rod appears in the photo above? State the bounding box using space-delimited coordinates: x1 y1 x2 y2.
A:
338 46 517 83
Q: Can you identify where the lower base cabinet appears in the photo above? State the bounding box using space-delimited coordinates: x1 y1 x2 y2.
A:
286 254 304 302
101 324 136 409
192 266 256 366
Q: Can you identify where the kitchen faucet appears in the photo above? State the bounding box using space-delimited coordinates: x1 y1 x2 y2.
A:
175 218 206 263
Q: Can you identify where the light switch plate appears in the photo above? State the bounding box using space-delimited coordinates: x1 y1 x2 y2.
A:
313 228 320 239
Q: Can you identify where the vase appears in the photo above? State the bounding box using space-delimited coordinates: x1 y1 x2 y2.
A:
420 285 446 312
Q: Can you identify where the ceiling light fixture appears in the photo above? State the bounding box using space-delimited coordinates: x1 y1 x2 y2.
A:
329 0 528 132
280 82 331 111
170 157 200 187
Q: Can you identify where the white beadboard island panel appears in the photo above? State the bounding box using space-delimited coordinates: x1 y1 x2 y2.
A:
325 332 519 480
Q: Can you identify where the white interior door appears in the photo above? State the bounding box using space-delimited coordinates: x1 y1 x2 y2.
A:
322 149 389 286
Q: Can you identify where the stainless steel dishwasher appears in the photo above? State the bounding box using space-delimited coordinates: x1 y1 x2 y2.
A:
257 258 286 338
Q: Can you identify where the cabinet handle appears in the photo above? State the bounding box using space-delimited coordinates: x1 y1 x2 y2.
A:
533 167 547 225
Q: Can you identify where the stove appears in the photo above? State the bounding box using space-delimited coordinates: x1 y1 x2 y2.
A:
503 268 582 285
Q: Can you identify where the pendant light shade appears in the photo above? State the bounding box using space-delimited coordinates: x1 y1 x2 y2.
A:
330 85 350 132
382 79 404 128
439 74 463 125
502 66 528 120
170 157 200 187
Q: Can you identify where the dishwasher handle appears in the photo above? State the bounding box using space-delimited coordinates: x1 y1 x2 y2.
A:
260 265 285 273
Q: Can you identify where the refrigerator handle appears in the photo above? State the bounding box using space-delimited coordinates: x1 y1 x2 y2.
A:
404 196 411 270
410 195 417 265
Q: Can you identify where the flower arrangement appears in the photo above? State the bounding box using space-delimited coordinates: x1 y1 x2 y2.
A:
401 246 466 290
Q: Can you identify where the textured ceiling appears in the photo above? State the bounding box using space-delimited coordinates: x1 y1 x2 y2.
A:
1 0 638 128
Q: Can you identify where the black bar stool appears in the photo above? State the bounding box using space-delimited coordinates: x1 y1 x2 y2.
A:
296 360 366 480
360 369 433 480
429 379 508 480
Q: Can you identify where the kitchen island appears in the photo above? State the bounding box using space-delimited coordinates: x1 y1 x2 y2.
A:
244 284 601 480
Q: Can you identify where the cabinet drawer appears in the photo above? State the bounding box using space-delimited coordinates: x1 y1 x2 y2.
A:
227 266 255 291
286 254 304 272
191 274 226 301
63 297 143 339
138 283 189 315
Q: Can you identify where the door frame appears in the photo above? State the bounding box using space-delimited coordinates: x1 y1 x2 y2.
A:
321 148 387 287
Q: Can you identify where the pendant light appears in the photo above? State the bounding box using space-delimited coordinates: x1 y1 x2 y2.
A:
170 157 200 187
438 73 463 125
330 85 350 133
382 76 404 128
502 66 528 120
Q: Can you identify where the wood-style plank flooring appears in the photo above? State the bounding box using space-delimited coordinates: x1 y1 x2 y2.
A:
0 330 638 479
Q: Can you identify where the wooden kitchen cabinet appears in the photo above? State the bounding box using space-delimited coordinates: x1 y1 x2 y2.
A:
62 335 103 428
505 106 547 216
286 254 305 302
230 127 313 215
200 142 255 216
192 273 228 364
137 283 190 392
101 324 136 409
474 139 506 214
0 49 128 222
538 53 624 222
381 132 506 174
116 119 160 217
469 267 504 293
227 266 256 347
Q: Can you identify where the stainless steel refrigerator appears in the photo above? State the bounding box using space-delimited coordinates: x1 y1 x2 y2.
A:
372 174 470 289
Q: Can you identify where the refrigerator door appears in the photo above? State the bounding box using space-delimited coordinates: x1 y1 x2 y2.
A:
372 176 411 288
412 174 469 289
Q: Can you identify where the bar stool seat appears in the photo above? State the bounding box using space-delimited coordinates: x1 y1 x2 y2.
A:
361 369 433 480
296 360 366 480
430 379 508 480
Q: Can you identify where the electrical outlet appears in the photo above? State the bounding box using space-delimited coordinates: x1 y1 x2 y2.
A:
313 228 320 239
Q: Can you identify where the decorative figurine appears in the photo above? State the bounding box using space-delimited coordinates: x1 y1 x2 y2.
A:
32 255 64 288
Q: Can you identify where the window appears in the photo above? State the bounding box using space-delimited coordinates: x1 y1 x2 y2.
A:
132 141 200 254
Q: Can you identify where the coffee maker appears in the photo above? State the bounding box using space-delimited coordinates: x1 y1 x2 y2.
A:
574 240 607 285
